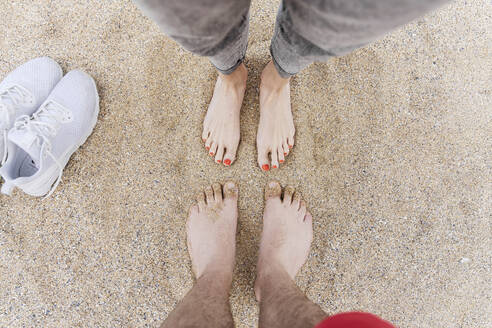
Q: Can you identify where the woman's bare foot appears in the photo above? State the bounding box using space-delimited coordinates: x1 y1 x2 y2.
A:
255 181 313 301
187 182 239 281
202 64 247 166
257 61 295 171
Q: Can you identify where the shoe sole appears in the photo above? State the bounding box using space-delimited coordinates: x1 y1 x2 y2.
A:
19 77 100 197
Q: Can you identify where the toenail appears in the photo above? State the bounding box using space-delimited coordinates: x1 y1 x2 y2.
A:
262 164 270 171
224 159 231 166
284 152 287 156
210 152 214 156
206 146 210 150
272 165 277 169
288 145 293 149
217 160 221 163
202 138 206 142
279 160 284 163
269 181 278 187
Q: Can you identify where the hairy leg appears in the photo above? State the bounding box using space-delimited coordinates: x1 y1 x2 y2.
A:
161 273 234 328
255 181 326 328
257 264 326 328
160 182 239 328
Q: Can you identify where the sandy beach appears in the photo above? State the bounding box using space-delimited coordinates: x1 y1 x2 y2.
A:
0 0 491 327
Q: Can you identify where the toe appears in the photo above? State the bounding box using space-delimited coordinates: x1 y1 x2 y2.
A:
201 129 210 143
278 147 285 164
304 211 313 224
215 146 225 164
209 142 218 157
287 135 294 149
283 186 295 204
258 148 270 171
196 191 206 211
282 140 289 156
223 181 238 199
212 182 223 202
304 211 313 241
271 149 279 169
298 200 307 219
189 204 199 216
205 185 214 204
265 180 281 200
292 192 301 210
223 147 237 167
205 136 212 151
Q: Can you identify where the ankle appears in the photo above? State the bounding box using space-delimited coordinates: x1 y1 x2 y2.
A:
260 61 290 92
199 268 233 292
256 259 288 289
218 63 248 88
203 262 234 282
255 260 293 302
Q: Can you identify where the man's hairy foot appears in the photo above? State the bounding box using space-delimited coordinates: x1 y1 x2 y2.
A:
255 181 313 301
187 182 239 282
257 61 295 171
202 64 247 166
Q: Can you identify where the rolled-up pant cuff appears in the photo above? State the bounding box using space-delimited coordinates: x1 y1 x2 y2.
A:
269 3 326 78
208 11 249 75
213 56 245 75
270 41 298 79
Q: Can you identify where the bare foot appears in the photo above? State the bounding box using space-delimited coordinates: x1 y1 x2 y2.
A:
255 181 313 300
187 182 239 281
202 64 247 166
257 61 295 171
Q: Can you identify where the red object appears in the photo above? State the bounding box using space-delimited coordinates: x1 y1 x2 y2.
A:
284 152 287 156
316 312 395 328
273 165 278 169
288 145 293 149
217 160 221 163
206 146 210 150
262 164 270 171
209 152 214 156
279 160 284 163
224 159 231 166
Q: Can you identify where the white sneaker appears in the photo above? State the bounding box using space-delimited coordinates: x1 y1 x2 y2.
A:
0 57 62 164
0 70 99 197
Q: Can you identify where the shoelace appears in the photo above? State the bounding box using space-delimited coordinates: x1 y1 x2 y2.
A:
0 84 34 164
14 101 73 198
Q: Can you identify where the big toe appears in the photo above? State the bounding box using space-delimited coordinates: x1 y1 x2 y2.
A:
258 148 270 171
265 181 281 200
223 146 237 167
223 181 238 199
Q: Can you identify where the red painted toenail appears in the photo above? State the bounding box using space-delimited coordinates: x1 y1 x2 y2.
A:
217 160 221 163
288 145 293 149
273 165 278 169
284 152 287 156
279 160 284 163
262 164 270 171
210 152 214 156
206 146 210 150
224 159 231 166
